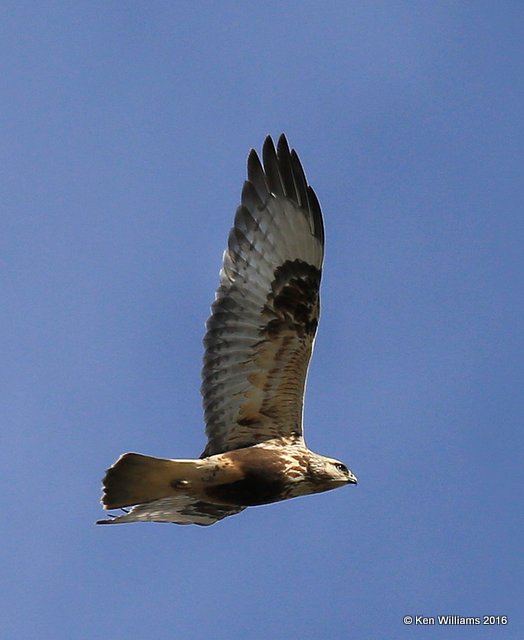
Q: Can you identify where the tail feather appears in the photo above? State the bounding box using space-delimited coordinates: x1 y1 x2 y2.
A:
100 453 200 509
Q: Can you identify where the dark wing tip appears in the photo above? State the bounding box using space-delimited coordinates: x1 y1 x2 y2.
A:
247 148 268 200
267 134 324 246
240 134 325 253
306 185 325 246
262 135 285 197
275 134 298 203
260 134 317 202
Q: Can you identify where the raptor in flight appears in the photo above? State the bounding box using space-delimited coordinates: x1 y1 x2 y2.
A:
97 134 357 526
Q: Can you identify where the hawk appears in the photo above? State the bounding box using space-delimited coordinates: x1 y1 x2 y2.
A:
97 134 357 526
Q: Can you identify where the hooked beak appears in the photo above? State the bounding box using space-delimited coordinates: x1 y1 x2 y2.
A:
347 471 358 485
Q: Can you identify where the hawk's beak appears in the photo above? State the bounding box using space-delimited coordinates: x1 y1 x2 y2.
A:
347 472 358 485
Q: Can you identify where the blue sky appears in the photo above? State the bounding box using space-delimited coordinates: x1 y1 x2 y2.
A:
2 2 523 638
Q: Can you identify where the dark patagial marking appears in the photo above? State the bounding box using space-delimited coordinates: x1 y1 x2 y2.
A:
265 259 321 339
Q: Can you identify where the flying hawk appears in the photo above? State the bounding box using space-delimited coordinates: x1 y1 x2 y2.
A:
97 134 357 526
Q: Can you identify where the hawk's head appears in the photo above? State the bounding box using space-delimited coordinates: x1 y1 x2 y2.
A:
307 454 358 489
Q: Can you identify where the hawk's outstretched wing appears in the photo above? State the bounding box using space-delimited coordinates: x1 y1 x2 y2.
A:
201 135 324 457
97 496 245 526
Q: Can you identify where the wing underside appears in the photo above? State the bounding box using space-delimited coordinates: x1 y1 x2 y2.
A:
201 135 324 456
97 496 245 526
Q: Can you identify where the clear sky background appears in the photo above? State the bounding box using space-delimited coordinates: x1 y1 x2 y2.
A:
2 2 523 639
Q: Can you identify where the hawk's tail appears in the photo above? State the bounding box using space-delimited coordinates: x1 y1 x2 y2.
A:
97 452 246 526
99 452 199 510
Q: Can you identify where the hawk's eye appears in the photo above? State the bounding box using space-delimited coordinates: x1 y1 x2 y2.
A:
335 463 348 474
